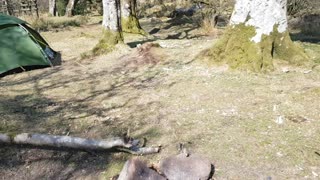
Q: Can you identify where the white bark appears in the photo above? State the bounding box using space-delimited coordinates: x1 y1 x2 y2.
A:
230 0 288 43
0 133 160 155
49 0 56 16
102 0 121 31
121 0 130 18
14 133 132 149
65 0 76 17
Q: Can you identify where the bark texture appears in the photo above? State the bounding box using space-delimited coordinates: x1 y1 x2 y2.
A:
102 0 121 32
209 0 308 72
65 0 76 17
230 0 288 43
121 0 145 34
49 0 56 16
93 0 123 55
0 133 160 155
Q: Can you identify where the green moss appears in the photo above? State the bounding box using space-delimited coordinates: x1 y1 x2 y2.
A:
101 161 125 179
121 16 147 35
92 29 123 56
0 121 19 136
208 24 267 72
207 23 310 72
273 31 309 65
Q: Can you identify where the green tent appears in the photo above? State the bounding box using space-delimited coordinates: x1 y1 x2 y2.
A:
0 14 59 76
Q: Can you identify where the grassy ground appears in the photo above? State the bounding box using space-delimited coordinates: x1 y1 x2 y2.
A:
0 16 320 179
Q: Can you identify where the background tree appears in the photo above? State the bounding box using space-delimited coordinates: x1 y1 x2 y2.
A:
120 0 145 34
65 0 76 16
207 0 309 72
49 0 56 16
92 0 123 55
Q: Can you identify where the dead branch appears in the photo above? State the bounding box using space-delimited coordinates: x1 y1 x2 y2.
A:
0 133 160 155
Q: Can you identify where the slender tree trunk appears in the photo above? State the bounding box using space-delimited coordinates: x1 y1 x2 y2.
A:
208 0 308 72
5 0 14 15
92 0 123 55
3 0 9 15
120 0 145 34
49 0 56 16
65 0 76 17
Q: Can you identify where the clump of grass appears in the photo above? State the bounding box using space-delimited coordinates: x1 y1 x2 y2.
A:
31 16 89 31
200 18 219 36
302 43 320 64
80 52 92 60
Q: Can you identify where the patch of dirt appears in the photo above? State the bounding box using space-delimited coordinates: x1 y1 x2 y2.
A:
1 17 320 179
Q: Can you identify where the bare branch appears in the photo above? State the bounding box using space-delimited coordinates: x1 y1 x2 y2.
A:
0 133 160 155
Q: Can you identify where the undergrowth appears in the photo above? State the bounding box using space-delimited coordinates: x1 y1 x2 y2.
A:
30 16 89 31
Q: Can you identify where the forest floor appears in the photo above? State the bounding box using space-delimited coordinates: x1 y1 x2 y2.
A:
1 16 320 179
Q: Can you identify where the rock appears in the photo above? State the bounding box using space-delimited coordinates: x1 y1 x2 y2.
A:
117 158 166 180
159 154 214 180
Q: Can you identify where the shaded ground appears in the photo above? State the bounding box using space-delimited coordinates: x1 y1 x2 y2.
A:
1 16 320 179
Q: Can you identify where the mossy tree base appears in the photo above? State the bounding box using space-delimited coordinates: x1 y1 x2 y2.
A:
121 15 146 35
207 24 309 72
92 30 123 56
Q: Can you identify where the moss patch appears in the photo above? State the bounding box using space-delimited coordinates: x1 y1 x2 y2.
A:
91 29 123 56
206 24 267 72
205 24 310 72
121 16 146 35
273 31 309 65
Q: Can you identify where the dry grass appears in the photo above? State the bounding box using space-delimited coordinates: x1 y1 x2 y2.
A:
0 16 320 179
20 15 90 31
199 18 220 37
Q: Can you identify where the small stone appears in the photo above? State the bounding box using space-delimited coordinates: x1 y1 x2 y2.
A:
312 171 319 177
275 116 284 124
303 70 312 74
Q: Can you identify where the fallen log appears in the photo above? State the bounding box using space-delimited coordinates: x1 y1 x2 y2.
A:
0 133 160 155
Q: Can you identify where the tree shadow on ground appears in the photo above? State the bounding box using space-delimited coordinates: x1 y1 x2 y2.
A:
0 49 167 178
0 63 163 135
127 16 205 48
0 145 115 179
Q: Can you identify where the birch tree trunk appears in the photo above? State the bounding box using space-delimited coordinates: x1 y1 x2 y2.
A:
3 0 10 15
65 0 76 17
209 0 308 72
49 0 56 16
92 0 123 55
120 0 145 34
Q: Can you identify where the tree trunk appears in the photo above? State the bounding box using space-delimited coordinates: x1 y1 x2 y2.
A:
3 0 9 15
92 0 123 55
65 0 76 17
5 0 14 16
209 0 309 72
49 0 56 16
120 0 145 34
